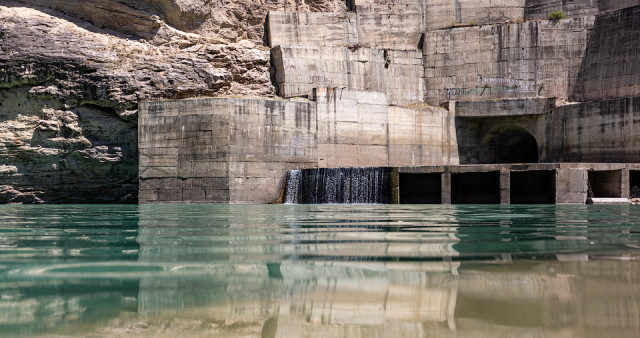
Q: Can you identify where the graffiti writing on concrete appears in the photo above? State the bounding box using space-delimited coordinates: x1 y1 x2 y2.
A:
481 78 536 93
427 78 538 99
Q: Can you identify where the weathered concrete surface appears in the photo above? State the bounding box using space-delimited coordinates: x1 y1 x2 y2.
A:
547 97 640 163
269 1 528 51
268 12 359 48
524 0 600 19
423 18 593 105
139 98 317 204
315 88 458 167
453 98 555 117
400 163 640 204
452 96 640 164
139 91 458 203
525 0 640 20
355 0 526 31
571 5 640 101
272 46 424 106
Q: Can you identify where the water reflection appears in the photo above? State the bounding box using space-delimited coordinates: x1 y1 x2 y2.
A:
0 205 639 336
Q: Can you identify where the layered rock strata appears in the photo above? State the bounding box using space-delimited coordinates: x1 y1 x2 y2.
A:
0 0 342 203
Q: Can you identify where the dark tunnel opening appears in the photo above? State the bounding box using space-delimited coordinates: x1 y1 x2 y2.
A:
399 173 442 204
480 125 538 164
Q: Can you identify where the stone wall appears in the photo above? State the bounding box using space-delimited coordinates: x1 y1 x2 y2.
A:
423 17 593 105
139 91 458 203
272 46 424 106
571 5 640 101
546 97 640 162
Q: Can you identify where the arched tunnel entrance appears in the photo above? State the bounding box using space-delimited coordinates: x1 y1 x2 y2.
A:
480 125 539 164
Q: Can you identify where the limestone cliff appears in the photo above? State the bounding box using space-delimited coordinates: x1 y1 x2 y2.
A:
0 0 345 203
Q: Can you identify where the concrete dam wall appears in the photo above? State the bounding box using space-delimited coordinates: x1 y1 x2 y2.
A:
138 2 640 204
139 90 458 204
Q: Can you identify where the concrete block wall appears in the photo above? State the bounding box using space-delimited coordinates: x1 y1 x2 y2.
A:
269 1 527 51
139 98 318 204
571 5 640 101
525 0 640 19
453 97 555 117
139 99 232 203
423 17 593 105
524 0 599 19
272 46 424 106
227 99 318 203
355 0 525 30
546 96 640 163
140 91 459 203
268 12 358 48
315 88 459 167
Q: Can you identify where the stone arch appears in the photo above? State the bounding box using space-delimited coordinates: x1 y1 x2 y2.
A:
479 124 539 163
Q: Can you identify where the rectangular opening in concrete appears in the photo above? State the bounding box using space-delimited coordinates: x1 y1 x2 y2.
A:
510 170 556 204
630 170 640 198
399 173 442 204
588 170 622 198
451 171 500 204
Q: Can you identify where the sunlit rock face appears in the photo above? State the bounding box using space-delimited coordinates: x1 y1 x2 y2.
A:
0 0 344 203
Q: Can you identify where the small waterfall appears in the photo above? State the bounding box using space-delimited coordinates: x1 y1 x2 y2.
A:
284 170 302 204
284 167 391 204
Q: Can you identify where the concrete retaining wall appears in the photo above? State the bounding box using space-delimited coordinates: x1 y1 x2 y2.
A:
524 0 600 19
272 46 424 106
546 97 640 162
571 5 640 101
139 98 317 204
525 0 640 19
315 88 459 167
139 91 458 203
423 18 593 105
451 96 640 164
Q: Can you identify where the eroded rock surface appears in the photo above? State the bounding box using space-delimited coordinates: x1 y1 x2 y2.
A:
0 0 345 203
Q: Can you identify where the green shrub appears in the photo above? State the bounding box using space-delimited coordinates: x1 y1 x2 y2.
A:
547 11 567 20
469 20 478 26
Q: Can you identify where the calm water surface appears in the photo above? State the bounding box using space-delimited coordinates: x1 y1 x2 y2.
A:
1 204 639 337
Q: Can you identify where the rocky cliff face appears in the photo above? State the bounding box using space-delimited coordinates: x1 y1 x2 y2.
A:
0 0 345 203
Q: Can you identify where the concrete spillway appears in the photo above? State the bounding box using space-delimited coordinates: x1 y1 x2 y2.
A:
285 168 391 204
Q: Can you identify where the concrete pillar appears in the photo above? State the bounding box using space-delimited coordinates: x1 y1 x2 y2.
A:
441 172 451 204
556 168 588 204
500 170 510 204
390 168 400 204
621 168 630 199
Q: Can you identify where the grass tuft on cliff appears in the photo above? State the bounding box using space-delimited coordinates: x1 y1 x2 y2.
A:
548 11 567 20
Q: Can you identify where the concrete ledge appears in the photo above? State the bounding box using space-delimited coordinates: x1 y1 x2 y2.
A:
587 198 631 205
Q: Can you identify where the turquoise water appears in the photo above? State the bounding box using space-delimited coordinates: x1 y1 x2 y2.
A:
1 205 639 337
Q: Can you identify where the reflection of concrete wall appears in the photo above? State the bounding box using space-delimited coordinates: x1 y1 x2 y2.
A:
423 18 592 105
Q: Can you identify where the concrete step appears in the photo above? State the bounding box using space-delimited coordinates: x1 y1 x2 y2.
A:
587 198 631 205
